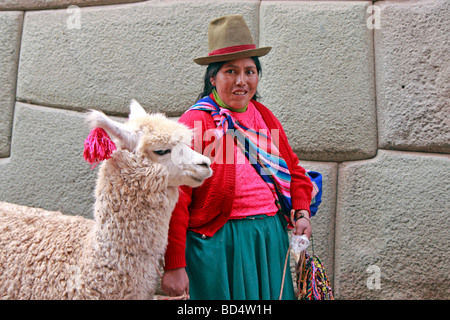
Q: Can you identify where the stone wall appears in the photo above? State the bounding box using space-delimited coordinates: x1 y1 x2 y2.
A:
0 0 448 299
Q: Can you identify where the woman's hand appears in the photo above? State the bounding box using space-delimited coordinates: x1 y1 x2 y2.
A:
161 267 190 298
291 209 312 239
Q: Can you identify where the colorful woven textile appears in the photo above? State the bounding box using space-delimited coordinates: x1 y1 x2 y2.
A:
297 252 334 300
188 95 318 226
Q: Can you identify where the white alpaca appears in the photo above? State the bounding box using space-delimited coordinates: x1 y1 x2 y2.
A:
0 100 212 300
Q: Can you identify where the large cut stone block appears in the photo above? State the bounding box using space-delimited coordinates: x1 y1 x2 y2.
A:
0 11 23 157
0 103 97 218
16 0 259 116
335 150 450 299
375 0 450 153
259 1 377 162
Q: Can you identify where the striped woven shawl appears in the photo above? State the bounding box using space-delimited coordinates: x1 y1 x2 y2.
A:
188 95 298 226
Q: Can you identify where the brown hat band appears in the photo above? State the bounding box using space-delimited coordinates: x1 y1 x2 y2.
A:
208 44 256 57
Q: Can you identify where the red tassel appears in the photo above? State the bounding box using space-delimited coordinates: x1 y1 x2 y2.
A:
83 127 117 169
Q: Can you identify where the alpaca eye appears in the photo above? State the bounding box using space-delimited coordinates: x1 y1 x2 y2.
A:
154 149 171 156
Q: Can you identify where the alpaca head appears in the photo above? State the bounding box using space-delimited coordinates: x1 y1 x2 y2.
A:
86 100 212 188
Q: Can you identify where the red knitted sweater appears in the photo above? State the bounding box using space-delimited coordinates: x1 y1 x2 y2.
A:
164 98 313 270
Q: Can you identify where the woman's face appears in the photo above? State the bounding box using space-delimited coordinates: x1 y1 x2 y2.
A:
210 57 258 110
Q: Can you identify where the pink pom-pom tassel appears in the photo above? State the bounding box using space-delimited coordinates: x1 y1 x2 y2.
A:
83 127 117 169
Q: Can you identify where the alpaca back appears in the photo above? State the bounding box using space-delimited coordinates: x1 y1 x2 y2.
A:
0 202 93 299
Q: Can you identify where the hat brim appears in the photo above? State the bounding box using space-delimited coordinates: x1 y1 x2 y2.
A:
193 47 272 65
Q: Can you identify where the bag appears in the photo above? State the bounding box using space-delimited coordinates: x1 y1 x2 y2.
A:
294 172 332 300
296 249 334 300
278 170 331 300
305 171 322 216
280 234 333 300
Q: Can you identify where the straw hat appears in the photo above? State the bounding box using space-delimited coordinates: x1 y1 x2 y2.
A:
193 15 271 65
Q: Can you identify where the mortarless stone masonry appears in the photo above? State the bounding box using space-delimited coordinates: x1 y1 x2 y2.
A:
0 0 448 299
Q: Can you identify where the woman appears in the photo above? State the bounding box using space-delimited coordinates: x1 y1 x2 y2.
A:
161 15 313 300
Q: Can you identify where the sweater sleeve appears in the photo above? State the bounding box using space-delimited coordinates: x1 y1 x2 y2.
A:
276 117 313 213
286 144 313 213
163 110 213 270
164 185 192 270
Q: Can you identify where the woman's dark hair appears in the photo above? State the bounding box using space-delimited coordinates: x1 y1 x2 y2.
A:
197 56 262 102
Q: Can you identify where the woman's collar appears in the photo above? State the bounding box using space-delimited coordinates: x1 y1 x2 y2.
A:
212 88 248 113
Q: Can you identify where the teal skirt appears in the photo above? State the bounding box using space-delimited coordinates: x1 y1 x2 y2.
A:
185 213 296 300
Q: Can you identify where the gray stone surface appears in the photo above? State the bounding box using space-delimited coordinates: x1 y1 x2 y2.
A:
375 0 450 154
16 0 260 116
0 0 143 10
0 103 97 218
335 150 450 299
1 0 449 300
0 11 23 157
259 1 377 162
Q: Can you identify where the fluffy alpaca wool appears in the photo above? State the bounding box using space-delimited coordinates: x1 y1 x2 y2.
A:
0 102 212 300
0 151 177 299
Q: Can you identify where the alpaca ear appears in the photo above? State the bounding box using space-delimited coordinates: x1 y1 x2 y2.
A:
85 109 139 152
129 99 147 120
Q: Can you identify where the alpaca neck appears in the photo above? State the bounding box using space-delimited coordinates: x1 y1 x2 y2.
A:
89 150 178 272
